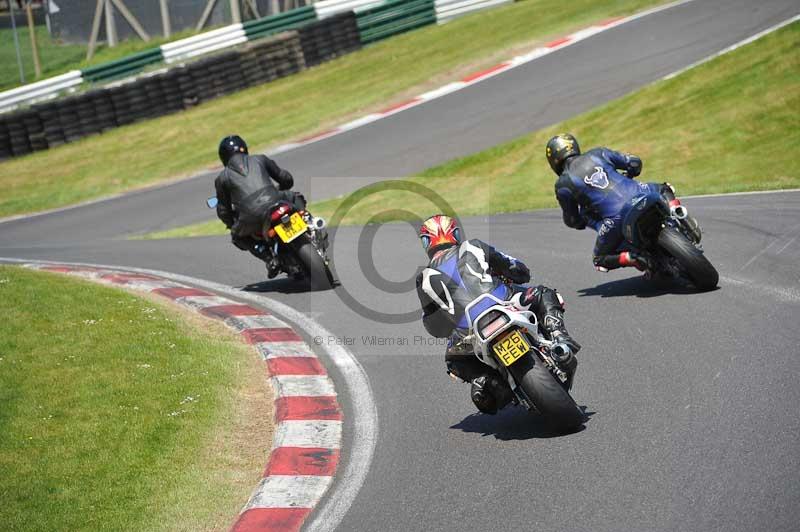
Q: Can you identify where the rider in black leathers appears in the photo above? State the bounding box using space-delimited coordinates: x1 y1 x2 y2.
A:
214 135 305 273
415 215 580 414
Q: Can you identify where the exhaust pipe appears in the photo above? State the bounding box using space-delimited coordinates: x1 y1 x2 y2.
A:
313 217 327 230
670 204 702 243
667 198 702 243
671 204 688 220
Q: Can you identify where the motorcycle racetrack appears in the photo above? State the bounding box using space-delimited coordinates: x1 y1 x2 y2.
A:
2 1 799 531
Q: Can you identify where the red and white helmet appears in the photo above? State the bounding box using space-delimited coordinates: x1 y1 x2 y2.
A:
419 214 462 258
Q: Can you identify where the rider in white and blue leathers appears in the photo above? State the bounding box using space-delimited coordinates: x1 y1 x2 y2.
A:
415 215 580 414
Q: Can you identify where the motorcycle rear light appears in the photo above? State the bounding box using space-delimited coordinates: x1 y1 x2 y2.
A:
477 311 509 338
270 203 291 222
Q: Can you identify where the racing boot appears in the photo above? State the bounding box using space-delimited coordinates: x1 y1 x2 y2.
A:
266 260 280 279
252 244 280 279
249 244 280 280
446 345 514 414
470 374 514 415
619 251 654 273
542 309 580 385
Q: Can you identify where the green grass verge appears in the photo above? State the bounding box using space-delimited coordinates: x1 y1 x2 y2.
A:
145 19 800 238
0 0 666 218
307 20 800 225
1 25 201 91
0 266 271 531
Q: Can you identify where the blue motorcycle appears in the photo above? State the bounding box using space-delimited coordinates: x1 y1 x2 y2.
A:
621 188 718 290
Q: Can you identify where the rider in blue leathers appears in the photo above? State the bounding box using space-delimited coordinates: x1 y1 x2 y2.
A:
546 133 697 272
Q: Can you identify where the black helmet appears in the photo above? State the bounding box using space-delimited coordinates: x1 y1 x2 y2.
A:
545 133 580 175
218 135 248 166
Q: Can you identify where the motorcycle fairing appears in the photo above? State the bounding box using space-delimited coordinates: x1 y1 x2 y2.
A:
622 188 668 247
458 284 510 330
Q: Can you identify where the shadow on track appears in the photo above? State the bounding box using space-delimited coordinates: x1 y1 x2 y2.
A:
577 275 719 299
450 406 594 440
240 277 337 294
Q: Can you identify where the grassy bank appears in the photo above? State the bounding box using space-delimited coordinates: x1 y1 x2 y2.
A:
0 266 272 531
148 20 800 238
308 20 800 225
0 0 665 218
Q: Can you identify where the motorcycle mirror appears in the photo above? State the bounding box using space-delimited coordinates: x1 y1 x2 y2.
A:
206 196 218 209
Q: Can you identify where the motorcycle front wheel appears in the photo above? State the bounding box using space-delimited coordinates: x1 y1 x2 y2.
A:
657 226 718 290
509 356 584 433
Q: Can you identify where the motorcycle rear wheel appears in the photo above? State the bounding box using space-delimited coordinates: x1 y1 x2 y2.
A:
296 241 334 291
657 226 718 290
509 356 584 432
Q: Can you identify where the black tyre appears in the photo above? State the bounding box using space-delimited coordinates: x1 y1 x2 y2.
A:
295 241 333 291
657 226 718 290
509 355 584 432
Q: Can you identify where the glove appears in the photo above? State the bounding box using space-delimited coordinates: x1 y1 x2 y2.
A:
505 261 530 284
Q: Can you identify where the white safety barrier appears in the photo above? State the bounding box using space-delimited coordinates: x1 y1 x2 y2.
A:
161 23 247 64
314 0 384 19
435 0 512 24
0 0 515 115
0 70 83 113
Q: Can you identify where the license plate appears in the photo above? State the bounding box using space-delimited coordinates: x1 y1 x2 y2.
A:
274 212 307 243
493 330 530 366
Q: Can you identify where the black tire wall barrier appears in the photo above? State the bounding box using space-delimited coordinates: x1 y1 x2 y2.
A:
299 12 361 67
0 13 362 162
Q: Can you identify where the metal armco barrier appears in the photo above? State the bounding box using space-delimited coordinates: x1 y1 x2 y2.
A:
81 47 165 84
356 0 437 44
0 16 360 161
0 7 318 114
0 0 514 118
0 0 516 161
0 71 83 114
161 24 247 64
315 0 384 19
435 0 513 24
243 6 318 40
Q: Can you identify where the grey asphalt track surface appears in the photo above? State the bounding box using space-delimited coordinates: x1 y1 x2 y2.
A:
2 1 799 531
3 193 800 531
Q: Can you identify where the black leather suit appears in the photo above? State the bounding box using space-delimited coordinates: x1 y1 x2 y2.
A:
214 153 305 256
